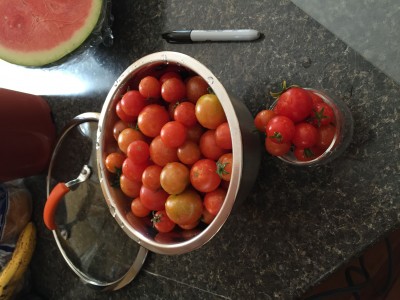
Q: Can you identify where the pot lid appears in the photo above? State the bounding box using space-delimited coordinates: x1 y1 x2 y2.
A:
45 112 148 291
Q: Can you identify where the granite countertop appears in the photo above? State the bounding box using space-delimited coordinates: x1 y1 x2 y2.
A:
3 0 399 299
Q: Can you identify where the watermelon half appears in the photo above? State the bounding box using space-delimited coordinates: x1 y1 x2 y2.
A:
0 0 103 67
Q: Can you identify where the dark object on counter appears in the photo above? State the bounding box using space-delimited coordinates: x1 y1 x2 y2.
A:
0 89 56 182
162 29 261 43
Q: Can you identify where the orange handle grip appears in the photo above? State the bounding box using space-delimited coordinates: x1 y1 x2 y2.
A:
43 183 70 230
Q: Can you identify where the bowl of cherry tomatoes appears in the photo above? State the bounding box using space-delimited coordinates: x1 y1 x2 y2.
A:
255 82 353 166
97 51 261 255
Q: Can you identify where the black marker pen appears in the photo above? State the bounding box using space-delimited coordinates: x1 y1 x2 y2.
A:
162 29 261 44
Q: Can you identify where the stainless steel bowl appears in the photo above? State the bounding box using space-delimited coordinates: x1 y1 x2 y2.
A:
97 51 261 255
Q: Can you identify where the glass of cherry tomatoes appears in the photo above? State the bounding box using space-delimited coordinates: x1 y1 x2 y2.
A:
256 86 353 166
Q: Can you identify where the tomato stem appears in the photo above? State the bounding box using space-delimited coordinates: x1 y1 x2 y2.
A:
270 80 300 99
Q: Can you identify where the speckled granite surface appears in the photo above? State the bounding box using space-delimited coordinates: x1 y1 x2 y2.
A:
3 0 399 299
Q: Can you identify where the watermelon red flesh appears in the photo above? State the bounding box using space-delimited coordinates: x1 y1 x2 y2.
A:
0 0 103 66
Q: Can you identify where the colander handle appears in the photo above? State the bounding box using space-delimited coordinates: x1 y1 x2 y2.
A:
43 183 70 230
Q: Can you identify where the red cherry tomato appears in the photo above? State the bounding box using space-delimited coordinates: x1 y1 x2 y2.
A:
138 76 161 99
186 75 209 103
120 90 146 117
174 102 197 127
310 102 335 127
161 78 187 103
201 205 216 224
292 122 318 148
275 87 313 122
204 188 226 216
254 109 276 132
122 158 149 182
137 104 170 138
190 159 221 193
316 124 336 150
120 175 142 198
177 141 202 165
113 120 129 141
215 122 232 150
131 197 151 218
105 152 125 174
186 123 204 143
160 121 188 148
140 186 168 211
117 128 145 154
165 189 203 225
308 90 324 106
152 210 176 233
159 72 181 84
294 147 324 161
141 165 162 191
266 115 295 144
127 140 150 164
116 100 136 123
265 138 291 156
199 130 227 160
217 153 232 181
149 135 179 167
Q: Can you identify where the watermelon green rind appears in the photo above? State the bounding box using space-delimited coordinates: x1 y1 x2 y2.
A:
0 0 103 67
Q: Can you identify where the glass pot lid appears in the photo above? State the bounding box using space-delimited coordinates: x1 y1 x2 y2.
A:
45 112 147 291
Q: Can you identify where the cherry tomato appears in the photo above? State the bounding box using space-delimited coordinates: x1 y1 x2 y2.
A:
310 102 335 127
127 140 150 164
105 152 125 174
113 120 129 141
294 147 324 161
254 109 276 132
152 210 176 233
131 197 151 218
116 100 136 123
161 78 187 103
165 189 203 225
215 122 232 150
140 185 168 211
204 188 226 216
179 220 200 230
138 104 170 138
186 75 209 103
121 90 146 117
122 158 149 182
118 128 145 154
138 76 161 99
159 71 181 84
201 205 216 224
199 130 227 160
120 174 142 198
308 90 324 106
275 87 313 122
186 123 204 143
316 124 336 150
160 162 190 195
217 153 232 181
195 94 227 129
142 164 162 190
177 141 201 165
265 138 291 156
174 102 197 127
149 135 179 166
190 159 221 193
266 115 295 144
160 121 187 148
292 122 318 148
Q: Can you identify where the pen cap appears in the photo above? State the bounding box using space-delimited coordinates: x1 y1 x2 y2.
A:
161 31 192 44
